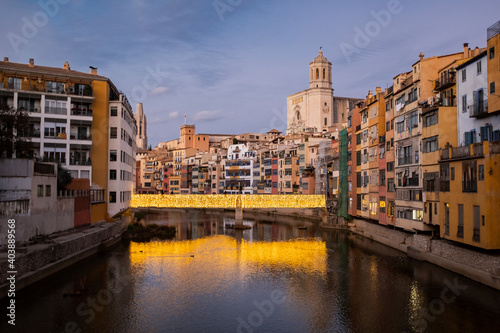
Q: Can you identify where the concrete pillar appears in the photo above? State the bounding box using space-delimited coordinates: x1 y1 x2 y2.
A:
235 206 243 225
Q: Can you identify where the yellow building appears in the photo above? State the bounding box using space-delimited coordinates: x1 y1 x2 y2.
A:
439 141 500 249
0 58 136 223
487 21 500 115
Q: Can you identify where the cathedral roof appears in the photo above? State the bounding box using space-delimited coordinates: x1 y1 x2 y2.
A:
311 50 329 64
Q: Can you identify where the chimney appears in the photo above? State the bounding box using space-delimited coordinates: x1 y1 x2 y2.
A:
89 67 98 75
463 43 469 58
375 87 382 94
63 61 70 70
29 58 34 67
367 90 373 99
3 57 8 62
419 52 424 61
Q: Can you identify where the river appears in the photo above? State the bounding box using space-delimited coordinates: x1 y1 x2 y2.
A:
2 209 499 333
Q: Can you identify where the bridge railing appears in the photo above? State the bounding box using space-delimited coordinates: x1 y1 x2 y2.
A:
131 194 326 209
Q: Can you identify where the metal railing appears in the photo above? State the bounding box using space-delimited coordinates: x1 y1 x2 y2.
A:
462 180 477 193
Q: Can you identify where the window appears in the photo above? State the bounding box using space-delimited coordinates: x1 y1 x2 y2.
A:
111 107 117 116
423 136 438 153
491 82 496 94
356 151 361 166
461 95 467 113
477 61 482 74
356 133 361 145
45 185 51 197
110 127 117 139
109 191 116 203
457 204 464 238
356 172 361 188
398 146 412 165
396 120 405 133
451 167 455 181
461 69 466 82
37 185 43 197
490 46 495 60
424 112 438 127
110 169 117 180
357 194 362 210
380 170 386 186
324 117 327 126
479 164 484 181
442 203 450 235
110 150 117 161
408 110 418 129
387 162 394 172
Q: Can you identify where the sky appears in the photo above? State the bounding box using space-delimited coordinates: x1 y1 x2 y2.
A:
1 0 499 146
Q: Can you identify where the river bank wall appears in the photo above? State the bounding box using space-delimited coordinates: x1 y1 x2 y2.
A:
0 219 128 299
349 218 500 291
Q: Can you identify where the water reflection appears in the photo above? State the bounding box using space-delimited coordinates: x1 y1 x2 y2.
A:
2 210 500 333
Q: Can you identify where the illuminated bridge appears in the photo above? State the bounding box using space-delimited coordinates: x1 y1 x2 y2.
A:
131 194 327 223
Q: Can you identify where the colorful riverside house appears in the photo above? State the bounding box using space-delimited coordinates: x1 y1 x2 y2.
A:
0 58 137 223
347 100 361 217
393 48 471 232
438 141 500 249
366 87 386 223
384 86 396 226
487 21 500 118
358 96 370 219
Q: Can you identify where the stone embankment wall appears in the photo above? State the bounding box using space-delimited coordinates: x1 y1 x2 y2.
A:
0 220 128 298
350 219 500 290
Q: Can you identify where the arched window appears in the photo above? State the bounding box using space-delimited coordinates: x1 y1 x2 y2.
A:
316 69 319 79
323 68 325 79
324 117 327 126
296 111 301 120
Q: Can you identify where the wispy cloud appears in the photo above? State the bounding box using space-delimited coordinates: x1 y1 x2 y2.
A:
151 86 169 96
169 111 179 119
192 110 223 122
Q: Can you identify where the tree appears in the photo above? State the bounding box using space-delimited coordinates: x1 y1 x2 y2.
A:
57 164 73 191
0 103 33 158
232 138 238 144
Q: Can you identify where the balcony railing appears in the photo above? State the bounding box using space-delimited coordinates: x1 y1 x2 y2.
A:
71 108 93 116
433 76 456 91
462 180 477 193
70 158 91 166
473 228 480 242
45 107 67 115
469 99 488 118
70 133 92 140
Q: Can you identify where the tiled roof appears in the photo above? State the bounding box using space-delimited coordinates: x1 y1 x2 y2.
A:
0 60 108 81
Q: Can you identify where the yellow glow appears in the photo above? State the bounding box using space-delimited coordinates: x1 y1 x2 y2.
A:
129 236 327 275
131 194 326 209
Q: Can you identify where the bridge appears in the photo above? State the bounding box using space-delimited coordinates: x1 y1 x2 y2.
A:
131 194 327 224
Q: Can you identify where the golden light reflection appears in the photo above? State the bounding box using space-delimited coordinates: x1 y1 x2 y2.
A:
130 194 326 209
129 236 327 276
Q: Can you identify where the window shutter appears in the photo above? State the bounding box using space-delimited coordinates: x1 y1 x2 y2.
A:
480 126 486 142
465 132 470 146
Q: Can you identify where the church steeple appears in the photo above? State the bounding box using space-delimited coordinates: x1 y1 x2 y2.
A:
309 48 332 89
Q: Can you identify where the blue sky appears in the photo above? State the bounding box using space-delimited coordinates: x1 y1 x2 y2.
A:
2 0 499 146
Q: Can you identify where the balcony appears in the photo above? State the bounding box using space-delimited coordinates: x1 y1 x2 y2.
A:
29 130 40 138
462 180 477 193
70 158 91 166
45 107 67 115
469 99 488 118
473 228 480 242
70 133 92 141
71 108 93 117
441 144 484 161
433 76 456 92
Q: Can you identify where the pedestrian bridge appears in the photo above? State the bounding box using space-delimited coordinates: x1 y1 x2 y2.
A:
131 194 326 209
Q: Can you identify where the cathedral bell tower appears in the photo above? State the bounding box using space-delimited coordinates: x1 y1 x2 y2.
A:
309 49 332 89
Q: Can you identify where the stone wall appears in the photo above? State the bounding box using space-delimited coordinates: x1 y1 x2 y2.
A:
350 218 500 290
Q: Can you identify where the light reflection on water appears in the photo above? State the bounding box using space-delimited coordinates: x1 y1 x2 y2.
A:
2 210 500 333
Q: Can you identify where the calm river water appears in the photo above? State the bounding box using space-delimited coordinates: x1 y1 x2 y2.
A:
2 209 500 333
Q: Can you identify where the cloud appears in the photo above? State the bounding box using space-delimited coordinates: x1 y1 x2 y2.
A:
151 86 169 96
169 111 179 119
192 110 223 122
